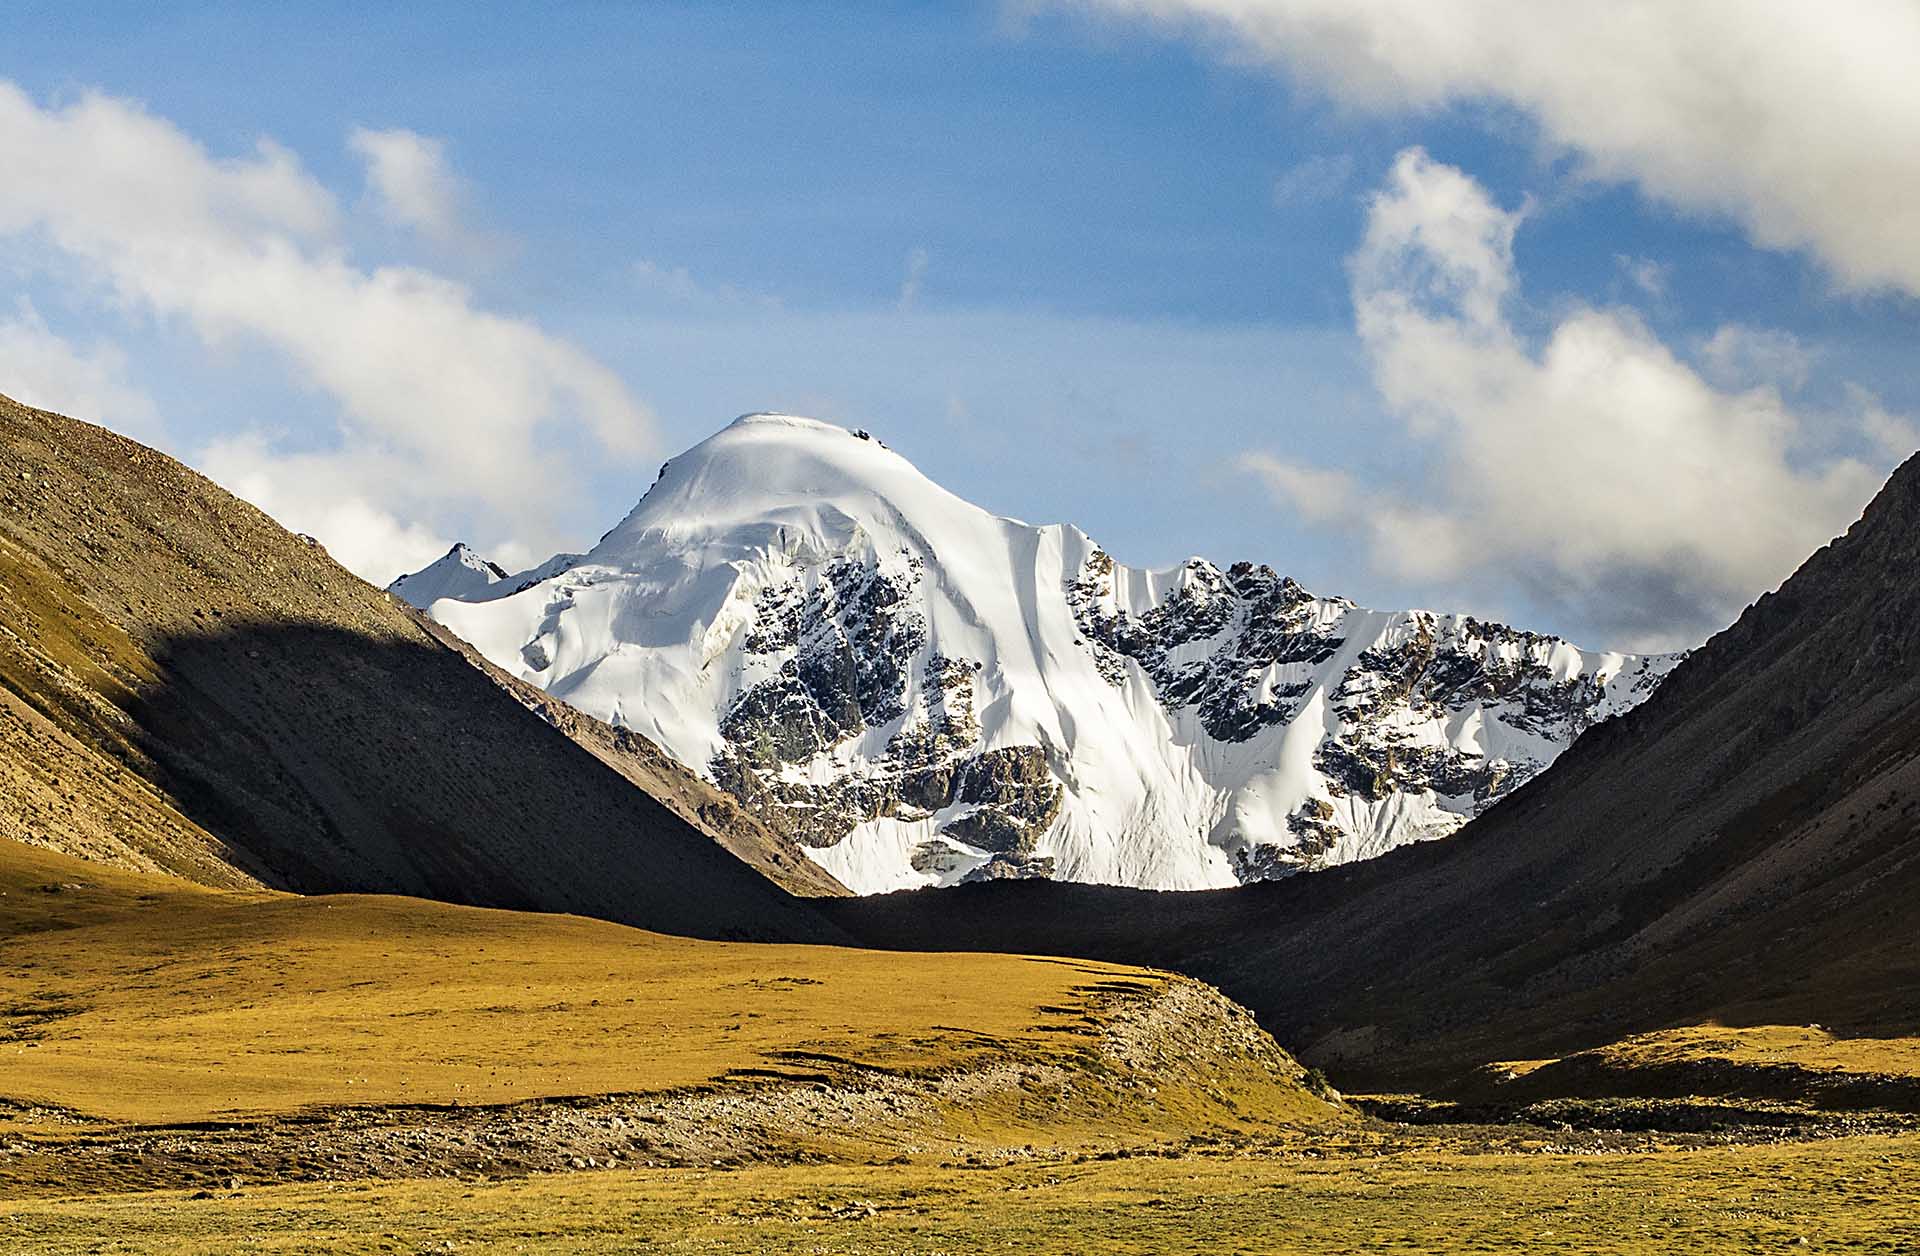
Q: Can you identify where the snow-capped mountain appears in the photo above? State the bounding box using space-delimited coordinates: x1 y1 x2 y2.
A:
408 413 1678 894
389 545 583 610
390 543 508 608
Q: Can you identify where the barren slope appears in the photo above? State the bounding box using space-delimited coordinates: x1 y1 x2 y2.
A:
408 607 847 896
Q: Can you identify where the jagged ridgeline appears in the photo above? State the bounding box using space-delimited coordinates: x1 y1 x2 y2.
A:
410 414 1676 894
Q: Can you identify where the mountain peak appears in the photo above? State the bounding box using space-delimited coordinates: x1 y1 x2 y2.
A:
590 411 992 574
388 542 509 609
451 542 507 573
390 545 590 611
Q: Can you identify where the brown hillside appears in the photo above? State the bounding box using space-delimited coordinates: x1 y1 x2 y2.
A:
0 393 833 941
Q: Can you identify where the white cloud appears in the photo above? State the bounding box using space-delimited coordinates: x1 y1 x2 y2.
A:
200 433 453 585
1234 452 1353 521
349 127 468 246
1271 153 1353 207
1615 254 1668 301
0 297 159 436
0 81 657 580
1853 385 1920 464
1238 451 1473 581
897 246 930 311
1048 0 1920 297
1350 151 1522 334
1695 324 1817 392
1245 150 1887 649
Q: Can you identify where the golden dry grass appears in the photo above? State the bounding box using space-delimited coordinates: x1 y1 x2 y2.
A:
6 1133 1919 1254
1481 1022 1920 1110
7 843 1920 1250
1580 1023 1920 1077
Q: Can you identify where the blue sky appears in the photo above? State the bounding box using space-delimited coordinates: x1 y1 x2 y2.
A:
2 2 1915 649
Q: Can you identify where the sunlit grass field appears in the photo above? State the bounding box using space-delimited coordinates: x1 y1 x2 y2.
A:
0 839 1332 1152
1508 1023 1920 1085
6 1132 1919 1255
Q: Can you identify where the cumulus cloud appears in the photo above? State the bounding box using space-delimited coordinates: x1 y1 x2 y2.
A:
0 297 159 436
0 81 656 581
1244 150 1892 649
1234 453 1354 521
1854 385 1920 464
1615 254 1668 301
349 127 468 246
1046 0 1920 297
1695 324 1817 392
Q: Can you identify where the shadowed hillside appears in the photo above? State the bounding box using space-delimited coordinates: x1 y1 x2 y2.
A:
406 606 849 897
0 393 832 941
827 453 1920 1086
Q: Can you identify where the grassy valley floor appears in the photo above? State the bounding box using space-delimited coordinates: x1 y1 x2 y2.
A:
7 838 1920 1250
6 1133 1920 1254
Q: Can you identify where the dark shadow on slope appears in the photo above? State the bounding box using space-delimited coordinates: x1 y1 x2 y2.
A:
123 620 838 945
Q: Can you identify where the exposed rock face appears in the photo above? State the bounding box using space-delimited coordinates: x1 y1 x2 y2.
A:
420 414 1678 894
708 559 1061 883
946 748 1063 851
717 558 926 784
1070 556 1336 741
1072 553 1662 823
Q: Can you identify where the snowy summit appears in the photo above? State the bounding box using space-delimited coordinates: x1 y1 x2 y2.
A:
388 543 508 609
389 545 582 611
